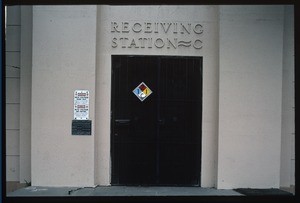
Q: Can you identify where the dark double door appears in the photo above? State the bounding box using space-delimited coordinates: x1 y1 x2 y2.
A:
111 55 202 186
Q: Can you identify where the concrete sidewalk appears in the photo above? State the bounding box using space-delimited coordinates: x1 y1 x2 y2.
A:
7 186 243 196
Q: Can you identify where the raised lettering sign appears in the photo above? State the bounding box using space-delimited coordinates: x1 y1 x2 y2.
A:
111 21 203 50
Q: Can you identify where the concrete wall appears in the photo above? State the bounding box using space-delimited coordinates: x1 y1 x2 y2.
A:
218 5 284 189
95 5 220 187
6 6 32 193
6 5 21 182
280 5 295 188
25 5 293 188
31 6 97 186
19 6 32 184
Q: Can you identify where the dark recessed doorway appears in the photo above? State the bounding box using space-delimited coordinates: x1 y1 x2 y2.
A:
111 55 202 186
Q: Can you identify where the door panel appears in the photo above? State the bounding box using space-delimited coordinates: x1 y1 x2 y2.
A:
111 55 202 186
158 57 201 185
112 56 157 185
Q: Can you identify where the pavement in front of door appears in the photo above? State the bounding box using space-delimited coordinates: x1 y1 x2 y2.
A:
6 186 294 197
7 186 241 196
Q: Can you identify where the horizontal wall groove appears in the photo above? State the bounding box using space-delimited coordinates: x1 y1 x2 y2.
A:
5 77 20 79
4 76 20 78
6 65 21 69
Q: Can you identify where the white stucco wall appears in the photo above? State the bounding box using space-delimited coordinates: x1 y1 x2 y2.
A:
31 6 97 186
20 6 32 184
280 5 294 187
95 5 220 187
217 5 284 189
27 5 293 188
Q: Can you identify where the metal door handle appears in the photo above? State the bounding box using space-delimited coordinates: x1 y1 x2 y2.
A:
115 119 131 124
158 119 165 125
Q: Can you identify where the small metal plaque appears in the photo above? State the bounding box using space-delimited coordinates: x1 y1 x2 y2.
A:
72 120 92 135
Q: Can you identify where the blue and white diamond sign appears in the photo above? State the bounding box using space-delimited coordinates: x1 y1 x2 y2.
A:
132 82 153 102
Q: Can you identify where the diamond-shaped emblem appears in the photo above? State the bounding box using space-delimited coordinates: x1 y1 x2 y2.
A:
132 82 153 102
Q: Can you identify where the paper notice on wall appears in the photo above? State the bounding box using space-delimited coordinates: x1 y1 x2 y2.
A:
74 90 89 120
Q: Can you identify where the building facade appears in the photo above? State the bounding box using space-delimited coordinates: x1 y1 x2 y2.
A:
5 5 294 191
